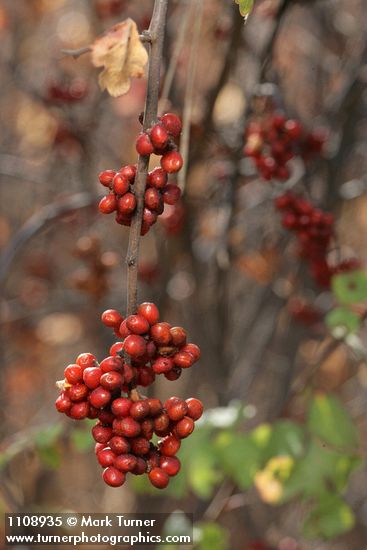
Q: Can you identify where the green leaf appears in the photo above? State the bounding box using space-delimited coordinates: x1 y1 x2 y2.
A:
308 394 359 450
262 420 305 461
215 431 261 489
234 0 254 19
37 445 61 469
194 522 229 550
325 307 360 334
332 270 367 304
70 428 94 452
303 494 355 539
187 446 222 499
34 423 64 448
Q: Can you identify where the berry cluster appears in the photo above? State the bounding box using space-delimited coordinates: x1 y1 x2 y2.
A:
98 113 183 236
244 114 325 181
55 302 202 489
274 192 359 287
101 302 200 381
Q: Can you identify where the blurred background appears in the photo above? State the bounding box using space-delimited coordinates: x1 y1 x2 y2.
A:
1 0 367 549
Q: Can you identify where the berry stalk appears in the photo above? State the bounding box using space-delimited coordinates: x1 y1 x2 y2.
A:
126 0 168 315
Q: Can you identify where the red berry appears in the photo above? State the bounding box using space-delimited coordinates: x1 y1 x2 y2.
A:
109 341 124 356
161 151 183 173
97 448 116 467
153 412 170 433
99 194 117 214
83 366 102 389
166 399 188 421
99 170 116 187
147 398 163 416
119 319 132 338
136 366 155 387
148 167 168 189
159 456 181 476
111 397 132 417
186 398 203 420
92 423 113 443
113 173 129 195
174 416 194 438
138 302 160 325
130 437 150 455
113 416 141 438
123 334 147 358
173 351 195 369
160 113 182 137
163 184 181 205
114 453 137 472
100 356 123 373
181 343 200 361
285 119 302 140
169 326 187 347
55 392 72 413
144 187 162 211
64 364 83 384
136 133 154 156
101 309 123 328
126 314 150 335
89 386 111 408
152 357 174 374
76 353 97 370
109 435 130 455
118 193 136 215
95 442 105 455
119 164 136 182
150 322 171 345
67 383 89 402
98 409 115 425
140 418 154 439
100 371 124 391
148 467 169 489
132 457 147 475
164 366 182 381
102 467 125 487
130 400 150 420
143 208 158 226
70 401 89 420
150 123 169 149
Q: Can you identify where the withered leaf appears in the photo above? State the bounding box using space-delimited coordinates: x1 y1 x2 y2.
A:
91 18 148 97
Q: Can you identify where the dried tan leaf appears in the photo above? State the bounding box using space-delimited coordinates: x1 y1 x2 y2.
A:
91 18 148 97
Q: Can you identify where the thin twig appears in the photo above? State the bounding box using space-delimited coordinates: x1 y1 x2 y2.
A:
177 0 204 192
125 0 168 315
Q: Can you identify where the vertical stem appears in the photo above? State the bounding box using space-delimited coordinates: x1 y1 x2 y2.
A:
126 0 168 315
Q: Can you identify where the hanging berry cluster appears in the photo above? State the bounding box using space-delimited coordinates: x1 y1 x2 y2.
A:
55 302 203 489
274 192 359 288
244 114 325 181
98 113 183 236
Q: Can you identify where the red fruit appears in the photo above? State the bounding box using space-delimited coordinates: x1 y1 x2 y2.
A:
148 467 169 489
123 335 147 358
130 437 150 455
95 442 105 455
137 302 160 325
126 314 150 335
152 357 174 374
136 366 155 387
97 448 116 467
88 406 99 419
147 398 163 416
146 340 157 358
119 164 136 182
119 319 132 338
100 356 123 373
144 187 162 211
118 193 136 215
132 457 147 475
123 363 136 384
169 326 187 347
160 113 182 137
181 343 200 361
147 450 160 469
153 412 170 433
166 399 188 421
64 364 83 384
148 167 168 189
164 366 182 381
89 386 111 408
161 151 183 173
115 454 137 472
102 467 125 487
113 173 129 195
111 397 132 417
285 119 302 140
163 184 181 205
274 194 293 210
112 416 141 438
99 194 117 214
174 416 195 438
76 353 97 370
55 392 72 413
143 208 158 226
282 212 297 229
186 398 203 420
99 170 116 187
98 409 115 425
67 383 89 402
150 322 171 345
272 113 286 129
110 341 124 356
101 309 123 328
130 400 150 420
100 371 124 391
109 435 130 455
92 423 113 443
150 123 169 149
159 456 181 476
136 133 154 156
173 351 195 369
140 418 154 439
70 402 90 420
83 367 102 389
